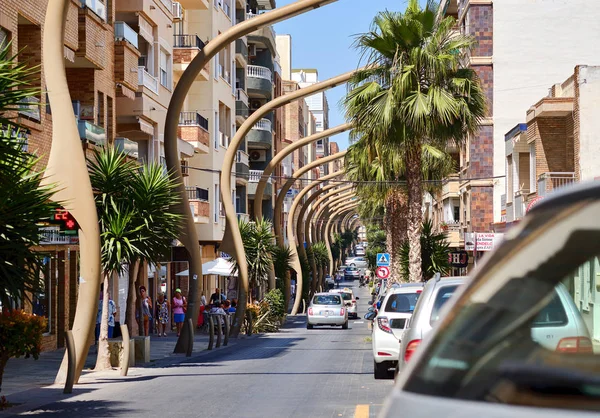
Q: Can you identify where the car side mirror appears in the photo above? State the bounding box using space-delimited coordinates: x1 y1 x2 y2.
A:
364 312 376 320
367 306 374 312
355 296 360 300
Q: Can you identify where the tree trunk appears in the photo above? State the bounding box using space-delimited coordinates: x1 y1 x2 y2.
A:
309 250 318 297
0 353 9 392
284 270 291 313
135 261 144 336
385 189 408 285
125 260 140 335
94 272 112 371
406 146 423 283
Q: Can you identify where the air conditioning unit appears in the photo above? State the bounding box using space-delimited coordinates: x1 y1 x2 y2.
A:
250 99 262 110
249 150 266 162
172 2 183 19
248 44 257 57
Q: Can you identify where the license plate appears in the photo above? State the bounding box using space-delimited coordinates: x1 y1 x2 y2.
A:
320 310 332 317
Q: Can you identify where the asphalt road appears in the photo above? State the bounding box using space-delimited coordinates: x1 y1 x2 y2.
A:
15 281 393 418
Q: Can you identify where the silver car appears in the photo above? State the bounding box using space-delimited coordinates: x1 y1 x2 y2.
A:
307 293 348 329
382 181 600 417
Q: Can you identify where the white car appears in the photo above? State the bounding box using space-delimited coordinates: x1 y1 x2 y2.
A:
355 246 366 256
372 283 423 379
345 256 368 269
330 288 359 319
307 293 348 329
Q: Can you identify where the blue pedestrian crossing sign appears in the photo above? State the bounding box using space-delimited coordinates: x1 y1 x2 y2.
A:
376 253 390 267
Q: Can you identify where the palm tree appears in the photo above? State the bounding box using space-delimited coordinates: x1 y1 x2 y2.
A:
344 1 486 282
400 219 450 281
311 242 329 291
272 245 293 312
0 42 59 308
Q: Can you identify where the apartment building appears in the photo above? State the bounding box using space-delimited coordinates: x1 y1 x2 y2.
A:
328 141 342 173
439 0 600 236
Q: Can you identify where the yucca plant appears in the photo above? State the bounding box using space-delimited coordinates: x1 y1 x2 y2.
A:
399 220 451 281
273 245 293 309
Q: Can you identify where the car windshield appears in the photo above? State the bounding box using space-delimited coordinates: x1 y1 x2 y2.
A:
404 201 600 411
384 292 420 313
313 295 341 305
341 293 352 301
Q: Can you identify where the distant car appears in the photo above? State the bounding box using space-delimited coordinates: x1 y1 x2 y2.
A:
344 266 361 281
355 246 366 256
372 283 424 379
330 288 359 319
307 293 348 329
346 257 368 269
325 275 334 289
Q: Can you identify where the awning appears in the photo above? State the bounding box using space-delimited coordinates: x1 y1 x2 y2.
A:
175 257 237 277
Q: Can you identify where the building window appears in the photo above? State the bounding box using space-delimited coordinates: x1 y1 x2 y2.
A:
214 184 220 223
529 144 536 193
33 256 52 334
160 49 171 88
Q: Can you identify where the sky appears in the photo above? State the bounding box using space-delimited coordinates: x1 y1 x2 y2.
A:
274 0 427 150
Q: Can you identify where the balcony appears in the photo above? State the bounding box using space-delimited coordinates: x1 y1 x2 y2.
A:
138 67 159 94
114 22 138 49
316 143 325 156
115 137 139 159
537 172 576 197
39 227 75 245
237 213 250 222
75 2 108 69
80 0 106 21
236 88 249 123
441 175 459 199
236 150 250 184
173 35 209 81
247 118 272 148
514 189 530 220
247 65 272 98
78 120 106 146
248 170 272 198
178 111 210 154
178 0 209 10
114 23 141 92
247 21 276 59
186 186 210 224
235 38 248 66
18 96 41 122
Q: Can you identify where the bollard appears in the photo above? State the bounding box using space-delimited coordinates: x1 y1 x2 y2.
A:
120 324 130 376
186 318 194 357
208 314 214 350
215 315 222 348
224 314 230 346
63 330 76 394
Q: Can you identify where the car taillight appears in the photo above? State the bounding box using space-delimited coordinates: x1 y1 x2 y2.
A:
352 300 356 305
377 317 392 334
556 337 593 353
340 308 345 316
308 307 313 316
404 339 421 363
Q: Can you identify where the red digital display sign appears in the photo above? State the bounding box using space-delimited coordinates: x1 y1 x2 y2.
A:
53 208 78 230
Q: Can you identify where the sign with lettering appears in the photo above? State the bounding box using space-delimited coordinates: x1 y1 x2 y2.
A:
448 251 469 268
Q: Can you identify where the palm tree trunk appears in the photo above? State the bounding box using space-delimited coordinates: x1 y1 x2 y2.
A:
406 146 423 282
125 260 140 334
385 189 408 284
94 272 112 371
309 251 318 297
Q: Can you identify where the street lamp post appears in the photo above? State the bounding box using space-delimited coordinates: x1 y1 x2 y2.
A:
164 0 342 346
44 0 102 384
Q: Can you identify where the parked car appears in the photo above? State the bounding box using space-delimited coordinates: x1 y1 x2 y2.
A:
382 181 600 417
346 256 368 269
355 246 366 256
330 288 359 319
372 283 424 379
325 275 334 289
344 266 361 281
307 293 348 329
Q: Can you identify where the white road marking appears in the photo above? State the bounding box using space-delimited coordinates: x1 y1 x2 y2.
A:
353 321 364 324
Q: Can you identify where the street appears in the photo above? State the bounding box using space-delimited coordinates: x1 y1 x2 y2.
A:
12 282 392 418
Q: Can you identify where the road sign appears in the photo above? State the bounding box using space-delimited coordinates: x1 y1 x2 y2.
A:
376 266 390 279
376 253 390 266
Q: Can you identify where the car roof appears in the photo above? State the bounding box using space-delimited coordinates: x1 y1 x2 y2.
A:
314 292 340 297
387 285 424 294
330 288 353 293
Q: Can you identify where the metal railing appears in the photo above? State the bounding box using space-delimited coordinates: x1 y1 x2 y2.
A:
179 111 209 131
249 170 272 183
246 12 259 20
173 34 205 49
537 172 576 197
247 65 272 81
186 186 209 201
39 227 72 245
252 118 272 131
138 67 159 94
114 22 138 49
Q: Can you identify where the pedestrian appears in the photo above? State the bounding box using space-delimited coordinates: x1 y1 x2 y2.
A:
172 288 187 337
201 291 207 307
139 286 152 337
210 288 226 304
155 292 169 337
290 280 296 299
95 284 117 343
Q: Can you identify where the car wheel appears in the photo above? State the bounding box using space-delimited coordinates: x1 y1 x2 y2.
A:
374 360 388 379
342 321 348 330
307 323 314 329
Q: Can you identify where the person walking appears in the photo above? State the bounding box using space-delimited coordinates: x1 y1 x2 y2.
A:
172 288 187 337
95 284 117 343
139 286 152 337
155 292 169 337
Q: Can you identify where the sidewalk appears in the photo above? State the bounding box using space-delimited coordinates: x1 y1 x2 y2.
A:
1 330 240 397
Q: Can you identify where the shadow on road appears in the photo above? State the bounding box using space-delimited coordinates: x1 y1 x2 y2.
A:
25 400 132 417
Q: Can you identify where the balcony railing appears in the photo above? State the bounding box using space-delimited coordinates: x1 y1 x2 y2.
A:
252 118 272 131
159 0 173 12
179 111 209 131
138 67 159 94
173 34 205 49
247 65 272 81
249 170 272 183
236 150 249 165
115 137 139 158
114 21 138 49
39 227 72 245
18 96 41 122
538 172 576 197
237 213 250 222
186 186 209 201
172 2 183 18
77 120 106 145
236 88 249 106
514 189 530 220
80 0 107 21
246 12 259 20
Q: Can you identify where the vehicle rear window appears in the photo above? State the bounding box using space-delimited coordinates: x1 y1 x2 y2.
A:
313 295 341 305
341 293 352 301
531 290 568 327
429 285 459 324
390 318 407 329
384 293 420 313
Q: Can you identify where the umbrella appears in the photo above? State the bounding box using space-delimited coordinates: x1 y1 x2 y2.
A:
175 257 237 277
